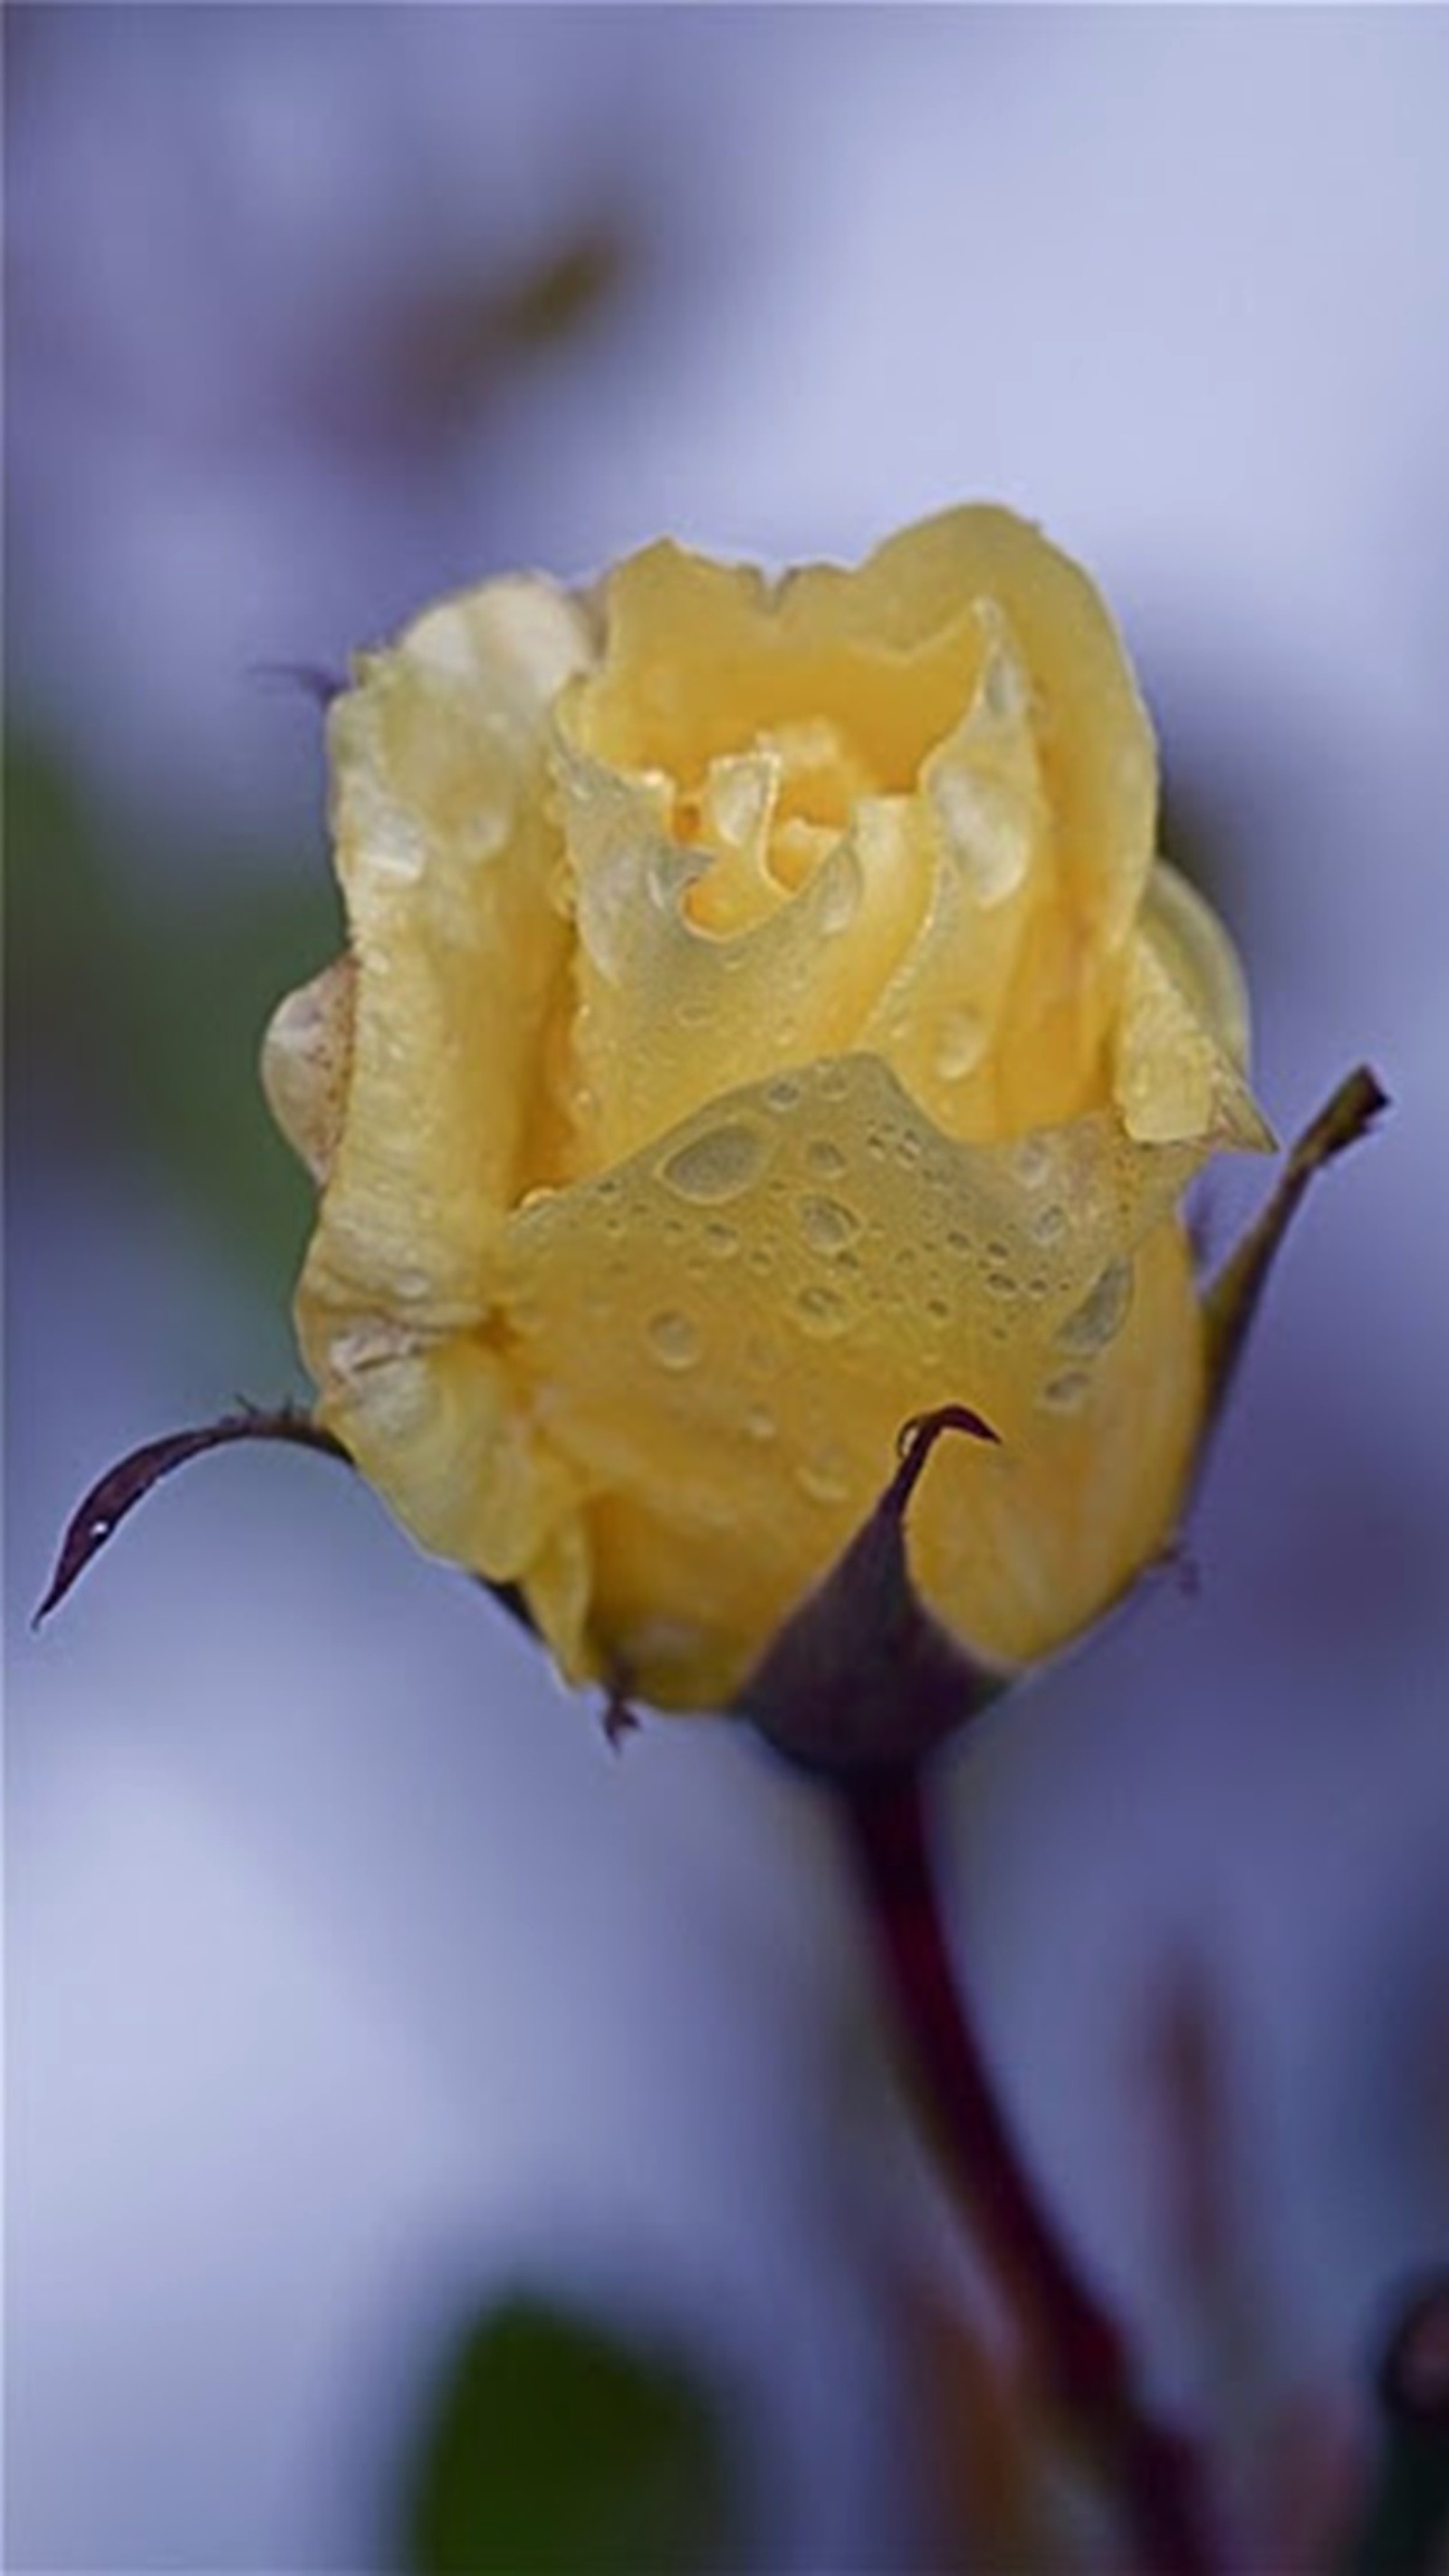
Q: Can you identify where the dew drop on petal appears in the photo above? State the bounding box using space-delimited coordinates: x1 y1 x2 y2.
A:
1040 1368 1093 1415
935 1006 988 1083
805 1136 849 1181
1055 1256 1135 1355
795 1282 850 1338
796 1442 852 1504
799 1194 863 1256
646 1310 702 1371
658 1120 767 1204
817 864 859 936
744 1404 777 1444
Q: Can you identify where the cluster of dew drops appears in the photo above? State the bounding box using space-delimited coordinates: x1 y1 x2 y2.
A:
540 1068 1138 1475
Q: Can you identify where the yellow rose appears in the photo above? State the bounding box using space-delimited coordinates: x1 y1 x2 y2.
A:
263 508 1272 1714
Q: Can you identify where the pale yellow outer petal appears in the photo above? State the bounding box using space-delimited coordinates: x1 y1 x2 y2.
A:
494 1057 1212 1709
283 575 596 1561
261 955 356 1186
1114 862 1275 1151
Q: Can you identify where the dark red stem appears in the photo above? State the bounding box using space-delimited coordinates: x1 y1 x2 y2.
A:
837 1762 1218 2575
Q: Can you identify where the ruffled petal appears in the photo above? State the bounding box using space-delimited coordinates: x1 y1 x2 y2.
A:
553 736 933 1170
1114 862 1275 1151
297 576 595 1339
560 510 1159 1172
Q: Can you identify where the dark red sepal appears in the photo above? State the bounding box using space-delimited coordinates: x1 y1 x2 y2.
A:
34 1403 351 1628
734 1403 1009 1774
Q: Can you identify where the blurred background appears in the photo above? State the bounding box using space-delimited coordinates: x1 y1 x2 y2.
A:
7 8 1449 2570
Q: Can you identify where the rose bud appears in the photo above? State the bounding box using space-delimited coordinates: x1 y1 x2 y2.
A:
259 510 1375 1725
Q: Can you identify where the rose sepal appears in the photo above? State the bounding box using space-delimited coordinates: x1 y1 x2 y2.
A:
734 1404 1010 1773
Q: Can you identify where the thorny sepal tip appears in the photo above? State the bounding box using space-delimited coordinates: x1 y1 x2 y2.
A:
1203 1064 1388 1428
34 1403 352 1628
734 1404 1010 1774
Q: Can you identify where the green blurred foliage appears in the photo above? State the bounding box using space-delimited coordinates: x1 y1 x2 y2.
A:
5 729 339 1294
398 2294 746 2576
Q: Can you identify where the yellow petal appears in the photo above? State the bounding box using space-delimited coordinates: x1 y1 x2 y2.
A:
560 510 1158 1171
857 601 1084 1140
553 736 933 1170
309 1325 583 1584
1114 864 1275 1151
496 1056 1211 1707
299 575 595 1336
778 505 1158 949
260 955 356 1186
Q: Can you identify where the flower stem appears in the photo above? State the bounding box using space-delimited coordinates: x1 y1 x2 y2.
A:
835 1761 1218 2574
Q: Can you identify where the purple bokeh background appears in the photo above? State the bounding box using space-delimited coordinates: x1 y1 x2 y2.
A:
8 10 1449 2569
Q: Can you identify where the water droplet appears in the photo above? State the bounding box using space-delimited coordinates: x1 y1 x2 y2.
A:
659 1120 767 1204
744 1404 777 1444
1032 1205 1067 1247
646 1309 701 1371
796 1442 852 1504
1014 1136 1052 1187
799 1194 862 1256
747 1245 776 1278
935 1006 987 1082
744 1332 782 1378
818 1062 853 1101
1041 1368 1092 1415
984 1238 1012 1265
765 1075 804 1114
930 760 1032 905
925 1295 951 1325
1055 1257 1134 1356
795 1282 849 1338
895 1130 924 1168
984 1270 1020 1300
703 1220 738 1259
805 1136 849 1181
817 864 859 936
